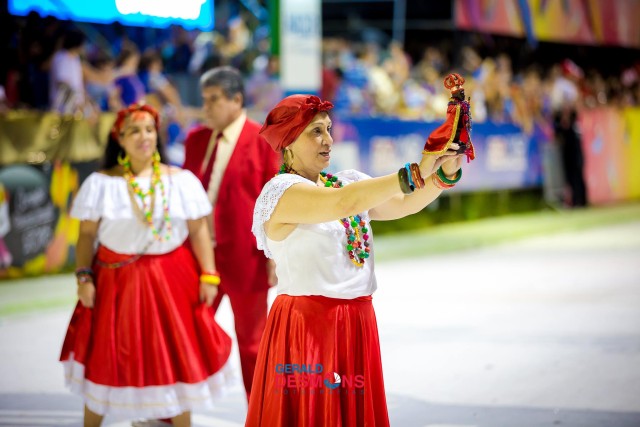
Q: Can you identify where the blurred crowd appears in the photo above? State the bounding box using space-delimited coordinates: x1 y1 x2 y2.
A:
321 37 640 135
0 11 272 144
2 11 640 141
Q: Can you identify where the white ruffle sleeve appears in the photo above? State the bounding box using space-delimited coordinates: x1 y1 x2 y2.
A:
70 170 211 221
70 170 212 254
251 174 311 259
69 173 109 221
171 170 212 220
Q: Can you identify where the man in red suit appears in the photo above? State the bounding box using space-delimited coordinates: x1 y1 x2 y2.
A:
182 66 280 400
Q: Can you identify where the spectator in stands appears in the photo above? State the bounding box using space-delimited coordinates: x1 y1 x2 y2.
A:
139 49 182 109
114 43 146 107
401 63 448 120
85 52 120 112
49 29 106 114
189 31 225 76
365 43 399 115
332 43 375 116
551 59 588 207
416 46 448 75
50 36 70 111
246 55 282 117
163 26 193 73
517 66 548 134
383 40 412 90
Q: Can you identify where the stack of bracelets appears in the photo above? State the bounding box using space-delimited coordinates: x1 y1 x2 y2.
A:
397 163 426 194
397 163 461 194
75 267 93 284
200 270 221 286
432 166 462 189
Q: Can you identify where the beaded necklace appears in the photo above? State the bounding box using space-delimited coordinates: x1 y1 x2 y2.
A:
122 152 172 242
278 167 370 267
318 172 370 267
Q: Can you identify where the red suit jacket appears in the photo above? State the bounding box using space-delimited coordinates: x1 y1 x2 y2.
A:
182 118 280 293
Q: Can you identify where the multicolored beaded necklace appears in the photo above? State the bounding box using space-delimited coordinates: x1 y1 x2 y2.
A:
278 167 370 267
122 151 172 242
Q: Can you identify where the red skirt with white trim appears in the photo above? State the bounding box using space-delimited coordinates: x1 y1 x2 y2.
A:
245 294 390 427
60 244 233 420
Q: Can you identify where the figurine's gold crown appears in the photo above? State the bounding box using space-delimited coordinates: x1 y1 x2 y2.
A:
443 73 465 93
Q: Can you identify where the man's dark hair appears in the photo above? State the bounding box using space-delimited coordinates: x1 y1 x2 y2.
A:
199 66 245 106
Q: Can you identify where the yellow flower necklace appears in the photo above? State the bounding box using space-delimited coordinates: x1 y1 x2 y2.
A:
122 151 172 241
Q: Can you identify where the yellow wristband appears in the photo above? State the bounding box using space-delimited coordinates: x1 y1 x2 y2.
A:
200 274 221 286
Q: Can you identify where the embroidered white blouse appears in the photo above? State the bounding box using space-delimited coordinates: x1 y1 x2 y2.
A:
70 170 211 254
252 170 377 299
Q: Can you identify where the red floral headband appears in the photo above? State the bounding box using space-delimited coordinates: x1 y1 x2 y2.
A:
110 103 160 140
259 95 334 152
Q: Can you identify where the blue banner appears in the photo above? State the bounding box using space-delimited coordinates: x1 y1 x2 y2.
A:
328 118 543 192
9 0 214 30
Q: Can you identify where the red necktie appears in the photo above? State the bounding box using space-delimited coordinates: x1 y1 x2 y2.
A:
201 132 223 192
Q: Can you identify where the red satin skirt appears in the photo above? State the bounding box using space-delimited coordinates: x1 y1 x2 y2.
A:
60 244 233 420
245 294 390 427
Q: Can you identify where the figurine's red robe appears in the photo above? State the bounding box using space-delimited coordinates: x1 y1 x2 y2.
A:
423 97 476 161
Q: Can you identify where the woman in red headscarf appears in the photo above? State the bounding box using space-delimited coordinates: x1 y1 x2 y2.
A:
246 95 465 426
59 103 233 426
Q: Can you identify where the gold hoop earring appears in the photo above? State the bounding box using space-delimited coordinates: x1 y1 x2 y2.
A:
283 149 294 168
117 151 130 166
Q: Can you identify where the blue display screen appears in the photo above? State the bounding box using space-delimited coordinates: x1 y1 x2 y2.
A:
9 0 214 30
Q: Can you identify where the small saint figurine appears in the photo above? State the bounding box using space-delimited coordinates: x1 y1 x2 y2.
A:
423 73 475 162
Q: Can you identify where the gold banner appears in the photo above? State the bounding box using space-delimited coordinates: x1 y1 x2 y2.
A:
0 111 116 165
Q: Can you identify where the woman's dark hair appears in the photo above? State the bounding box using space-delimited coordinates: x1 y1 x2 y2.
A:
101 132 167 170
62 30 85 50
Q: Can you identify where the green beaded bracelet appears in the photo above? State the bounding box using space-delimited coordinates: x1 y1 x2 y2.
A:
436 166 462 185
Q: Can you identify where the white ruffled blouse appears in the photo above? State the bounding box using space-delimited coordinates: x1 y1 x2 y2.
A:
252 170 377 299
70 170 211 254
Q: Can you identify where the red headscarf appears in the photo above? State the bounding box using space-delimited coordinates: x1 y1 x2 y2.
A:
110 103 160 140
259 95 334 152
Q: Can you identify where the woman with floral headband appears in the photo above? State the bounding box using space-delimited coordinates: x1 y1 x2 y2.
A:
59 103 232 427
246 94 465 426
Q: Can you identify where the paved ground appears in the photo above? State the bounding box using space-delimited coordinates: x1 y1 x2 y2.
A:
1 220 639 426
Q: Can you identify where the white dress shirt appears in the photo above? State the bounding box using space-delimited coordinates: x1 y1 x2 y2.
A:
207 111 247 206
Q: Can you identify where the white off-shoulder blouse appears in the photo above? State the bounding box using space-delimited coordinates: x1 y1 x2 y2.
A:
70 170 211 254
252 170 377 300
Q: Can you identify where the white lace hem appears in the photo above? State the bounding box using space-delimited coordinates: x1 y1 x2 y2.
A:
62 353 238 421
